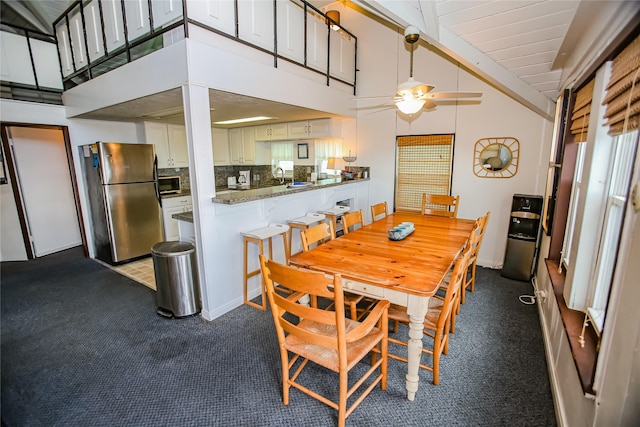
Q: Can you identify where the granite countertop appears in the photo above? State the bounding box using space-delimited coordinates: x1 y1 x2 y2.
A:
212 178 369 205
172 210 194 223
161 189 191 199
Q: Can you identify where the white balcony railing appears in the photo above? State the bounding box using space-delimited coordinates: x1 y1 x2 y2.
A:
0 23 64 104
53 0 357 92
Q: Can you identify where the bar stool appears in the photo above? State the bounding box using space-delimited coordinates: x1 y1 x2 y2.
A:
319 205 351 236
287 213 326 256
242 223 290 310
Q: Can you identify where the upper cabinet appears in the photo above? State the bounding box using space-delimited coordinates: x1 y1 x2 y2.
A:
287 119 338 139
254 123 288 141
212 127 230 166
144 122 189 169
229 128 255 165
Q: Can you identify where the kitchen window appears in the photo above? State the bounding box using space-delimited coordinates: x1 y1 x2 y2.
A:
315 139 343 177
271 142 294 178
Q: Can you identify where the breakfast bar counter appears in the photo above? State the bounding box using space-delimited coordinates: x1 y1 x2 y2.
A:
212 178 369 205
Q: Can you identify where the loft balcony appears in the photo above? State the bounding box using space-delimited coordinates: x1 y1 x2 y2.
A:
53 0 357 94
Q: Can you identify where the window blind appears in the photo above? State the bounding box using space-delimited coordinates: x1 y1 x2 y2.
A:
570 79 595 143
395 135 454 212
602 34 640 136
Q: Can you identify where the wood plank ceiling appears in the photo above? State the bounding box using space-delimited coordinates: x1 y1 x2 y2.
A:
2 0 638 121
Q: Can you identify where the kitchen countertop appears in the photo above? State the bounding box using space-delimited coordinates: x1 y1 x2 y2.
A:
172 210 194 223
212 178 369 205
161 190 191 199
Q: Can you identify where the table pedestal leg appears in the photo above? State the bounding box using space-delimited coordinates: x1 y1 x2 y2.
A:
405 314 425 400
405 296 429 401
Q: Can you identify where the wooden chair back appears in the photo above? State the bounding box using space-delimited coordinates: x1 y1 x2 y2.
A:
300 221 335 251
342 209 364 234
462 211 491 297
259 255 390 426
439 243 473 333
421 194 460 218
370 202 388 221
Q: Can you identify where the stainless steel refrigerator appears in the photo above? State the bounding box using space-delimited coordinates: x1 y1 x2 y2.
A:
82 142 164 264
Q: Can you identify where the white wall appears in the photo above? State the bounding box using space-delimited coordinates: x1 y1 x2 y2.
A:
344 6 554 269
0 99 141 259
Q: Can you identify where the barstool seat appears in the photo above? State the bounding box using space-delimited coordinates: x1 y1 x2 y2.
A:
288 213 326 256
242 223 290 310
319 205 351 236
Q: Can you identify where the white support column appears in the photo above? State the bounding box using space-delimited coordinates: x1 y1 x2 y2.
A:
181 82 216 319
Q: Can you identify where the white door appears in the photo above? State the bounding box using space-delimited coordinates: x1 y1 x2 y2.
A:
8 127 82 257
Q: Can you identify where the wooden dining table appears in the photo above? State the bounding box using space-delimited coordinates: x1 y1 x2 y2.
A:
288 211 476 401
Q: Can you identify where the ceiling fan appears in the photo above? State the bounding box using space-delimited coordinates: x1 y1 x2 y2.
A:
359 26 483 115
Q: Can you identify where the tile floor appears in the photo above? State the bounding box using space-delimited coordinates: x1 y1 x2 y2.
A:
110 257 156 290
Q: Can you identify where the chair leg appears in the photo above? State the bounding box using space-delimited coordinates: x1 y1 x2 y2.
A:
349 302 358 320
282 350 290 405
470 261 478 292
433 334 441 386
338 369 348 427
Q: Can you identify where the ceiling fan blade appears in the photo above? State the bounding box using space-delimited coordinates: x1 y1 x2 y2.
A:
423 99 438 109
352 95 394 100
355 102 396 110
425 91 483 99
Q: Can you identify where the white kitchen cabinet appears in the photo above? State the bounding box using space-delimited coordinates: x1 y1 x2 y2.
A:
229 127 255 164
212 127 230 165
145 122 188 168
287 119 337 139
254 123 288 141
162 195 192 241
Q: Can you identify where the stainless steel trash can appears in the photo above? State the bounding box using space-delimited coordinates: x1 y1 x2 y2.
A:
151 241 201 318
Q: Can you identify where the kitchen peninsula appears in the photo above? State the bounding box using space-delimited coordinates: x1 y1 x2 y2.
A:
212 177 369 205
172 177 371 319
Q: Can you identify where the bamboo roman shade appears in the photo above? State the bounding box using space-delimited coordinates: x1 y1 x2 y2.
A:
395 135 453 211
570 79 594 143
602 34 640 136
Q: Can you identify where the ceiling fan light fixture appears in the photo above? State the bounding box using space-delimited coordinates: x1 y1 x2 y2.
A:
396 96 425 115
326 10 340 31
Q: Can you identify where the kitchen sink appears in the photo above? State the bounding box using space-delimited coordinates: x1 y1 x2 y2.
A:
286 182 312 188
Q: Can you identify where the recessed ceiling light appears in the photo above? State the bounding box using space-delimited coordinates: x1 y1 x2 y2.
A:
213 116 276 125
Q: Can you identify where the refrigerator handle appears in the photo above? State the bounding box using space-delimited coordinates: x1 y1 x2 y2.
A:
153 155 158 181
153 156 161 205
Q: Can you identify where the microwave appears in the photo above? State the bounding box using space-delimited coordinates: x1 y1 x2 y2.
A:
158 176 181 195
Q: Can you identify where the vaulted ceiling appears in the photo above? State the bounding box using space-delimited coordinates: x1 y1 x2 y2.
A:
2 0 638 122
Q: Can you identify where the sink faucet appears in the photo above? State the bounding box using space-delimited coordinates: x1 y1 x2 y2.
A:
275 167 285 184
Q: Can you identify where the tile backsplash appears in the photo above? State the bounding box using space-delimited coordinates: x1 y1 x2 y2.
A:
158 168 190 191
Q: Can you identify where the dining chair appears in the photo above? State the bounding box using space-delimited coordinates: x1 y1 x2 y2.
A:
300 221 335 251
370 201 388 222
462 211 491 302
438 219 482 332
386 245 472 385
259 255 389 427
299 221 365 319
421 194 460 218
342 209 365 234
